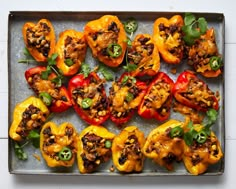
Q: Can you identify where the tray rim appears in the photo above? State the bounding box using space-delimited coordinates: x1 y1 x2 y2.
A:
7 10 225 176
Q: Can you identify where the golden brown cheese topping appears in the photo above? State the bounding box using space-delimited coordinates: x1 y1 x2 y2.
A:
183 78 216 109
88 22 119 57
118 134 143 166
28 74 67 102
189 136 220 166
64 36 87 64
72 79 109 119
109 77 142 118
127 36 154 65
42 126 76 161
144 81 171 111
188 29 218 73
158 23 183 57
81 133 112 172
16 105 47 138
26 22 51 57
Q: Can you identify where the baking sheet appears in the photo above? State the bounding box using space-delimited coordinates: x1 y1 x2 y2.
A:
8 11 225 175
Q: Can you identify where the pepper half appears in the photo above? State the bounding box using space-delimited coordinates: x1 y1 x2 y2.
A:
112 126 145 172
109 73 147 125
84 15 127 67
172 70 219 112
187 28 222 77
25 66 72 113
9 96 50 142
153 15 184 64
127 34 160 77
22 19 56 62
142 119 185 171
138 72 174 121
77 125 115 173
68 72 110 125
55 29 87 76
183 123 223 175
40 121 79 167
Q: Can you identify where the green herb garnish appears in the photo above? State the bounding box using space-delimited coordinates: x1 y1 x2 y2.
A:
182 13 208 45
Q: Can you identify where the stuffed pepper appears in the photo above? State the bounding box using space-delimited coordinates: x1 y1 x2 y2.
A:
112 126 145 172
187 28 223 77
109 73 147 125
183 122 223 175
142 119 185 170
22 19 56 62
153 15 184 64
9 96 50 142
77 125 115 173
127 33 160 77
138 72 174 121
68 72 110 125
25 66 72 113
40 121 79 167
84 15 127 67
172 70 219 112
55 29 87 76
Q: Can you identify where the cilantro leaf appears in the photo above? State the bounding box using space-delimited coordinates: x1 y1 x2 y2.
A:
98 64 114 81
184 13 196 25
123 63 138 72
14 142 28 160
198 17 208 34
80 62 91 78
27 130 40 148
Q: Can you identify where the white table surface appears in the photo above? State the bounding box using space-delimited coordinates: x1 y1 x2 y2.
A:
1 0 236 188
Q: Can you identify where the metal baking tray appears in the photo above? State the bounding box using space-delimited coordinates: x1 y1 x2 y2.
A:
8 11 225 175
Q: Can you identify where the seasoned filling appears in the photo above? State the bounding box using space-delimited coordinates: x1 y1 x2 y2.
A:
190 136 219 166
187 29 218 73
64 36 87 65
109 77 142 118
118 134 143 166
16 105 47 138
158 23 183 58
143 80 171 117
72 76 109 120
42 126 76 160
145 128 183 162
81 133 112 172
180 78 217 109
26 22 51 57
88 21 119 57
27 74 68 103
127 36 154 66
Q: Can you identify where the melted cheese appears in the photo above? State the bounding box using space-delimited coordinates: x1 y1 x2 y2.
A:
165 33 180 50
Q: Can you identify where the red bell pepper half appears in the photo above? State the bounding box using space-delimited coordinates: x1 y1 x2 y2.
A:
138 72 174 121
25 66 72 113
68 72 110 125
172 70 219 112
109 73 147 125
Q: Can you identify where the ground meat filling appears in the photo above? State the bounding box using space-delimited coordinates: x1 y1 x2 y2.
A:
143 80 171 117
27 74 68 104
180 78 216 109
109 77 141 118
64 36 87 65
26 22 51 57
127 36 154 66
118 134 143 166
81 133 112 172
190 136 220 166
72 76 109 119
158 23 184 58
187 31 218 73
42 126 76 161
16 105 47 138
88 21 120 57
